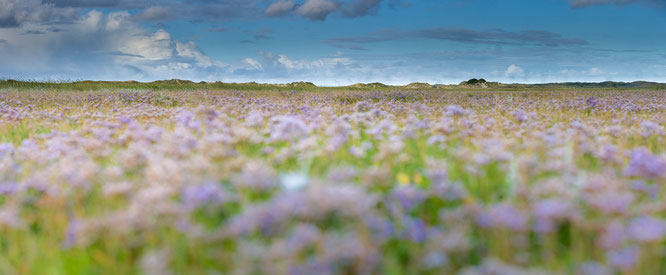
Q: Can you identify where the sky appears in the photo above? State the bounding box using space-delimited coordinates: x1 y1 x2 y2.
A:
0 0 665 85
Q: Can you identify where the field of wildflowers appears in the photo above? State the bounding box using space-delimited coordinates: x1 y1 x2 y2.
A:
0 89 665 274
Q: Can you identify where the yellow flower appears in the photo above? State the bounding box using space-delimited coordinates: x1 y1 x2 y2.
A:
413 173 423 184
397 173 410 185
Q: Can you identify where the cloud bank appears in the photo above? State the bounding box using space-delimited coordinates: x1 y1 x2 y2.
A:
327 28 589 47
0 0 79 27
570 0 666 8
265 0 386 21
1 0 391 25
0 9 228 80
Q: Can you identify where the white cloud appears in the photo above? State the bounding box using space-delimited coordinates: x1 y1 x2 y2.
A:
104 10 129 30
296 0 341 21
176 41 214 67
505 64 525 77
228 51 377 85
256 51 352 70
119 29 174 61
79 9 103 30
265 0 296 17
277 54 299 69
243 58 263 70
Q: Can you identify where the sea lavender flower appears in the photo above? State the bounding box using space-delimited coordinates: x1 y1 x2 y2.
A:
586 191 634 214
640 120 662 137
599 220 626 249
423 251 449 269
426 134 445 146
269 115 310 142
118 116 133 124
626 216 666 242
231 161 277 191
532 198 572 233
0 205 24 229
585 96 599 108
630 180 659 198
624 147 666 179
327 134 348 152
63 218 83 248
363 214 394 241
354 100 372 112
444 105 466 116
532 198 571 220
595 144 620 162
286 223 321 251
391 185 426 212
404 217 428 243
349 141 373 158
367 119 397 137
459 258 541 275
175 110 200 130
0 182 17 195
510 109 529 123
0 143 13 158
477 203 528 231
244 111 265 127
181 182 228 210
606 246 639 271
578 261 612 275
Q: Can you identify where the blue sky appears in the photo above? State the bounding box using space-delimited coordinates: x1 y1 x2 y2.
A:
0 0 665 85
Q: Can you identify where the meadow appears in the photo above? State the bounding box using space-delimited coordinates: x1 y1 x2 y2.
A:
0 88 664 274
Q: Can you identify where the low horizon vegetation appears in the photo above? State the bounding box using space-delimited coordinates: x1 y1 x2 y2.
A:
2 78 666 92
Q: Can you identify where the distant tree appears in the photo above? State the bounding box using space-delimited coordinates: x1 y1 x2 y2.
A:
478 78 486 83
467 78 479 85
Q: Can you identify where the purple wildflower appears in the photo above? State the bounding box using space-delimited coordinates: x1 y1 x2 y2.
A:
607 246 639 271
0 182 18 195
578 261 612 275
423 251 449 268
627 216 666 242
0 142 14 158
118 116 133 124
392 185 426 212
404 217 427 243
640 120 661 137
586 191 634 214
585 96 598 108
510 109 529 123
599 220 625 249
624 148 666 179
181 182 228 210
444 105 466 116
63 219 82 248
477 203 528 231
269 115 310 141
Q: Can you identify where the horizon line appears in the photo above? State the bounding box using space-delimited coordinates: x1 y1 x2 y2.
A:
2 78 666 87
